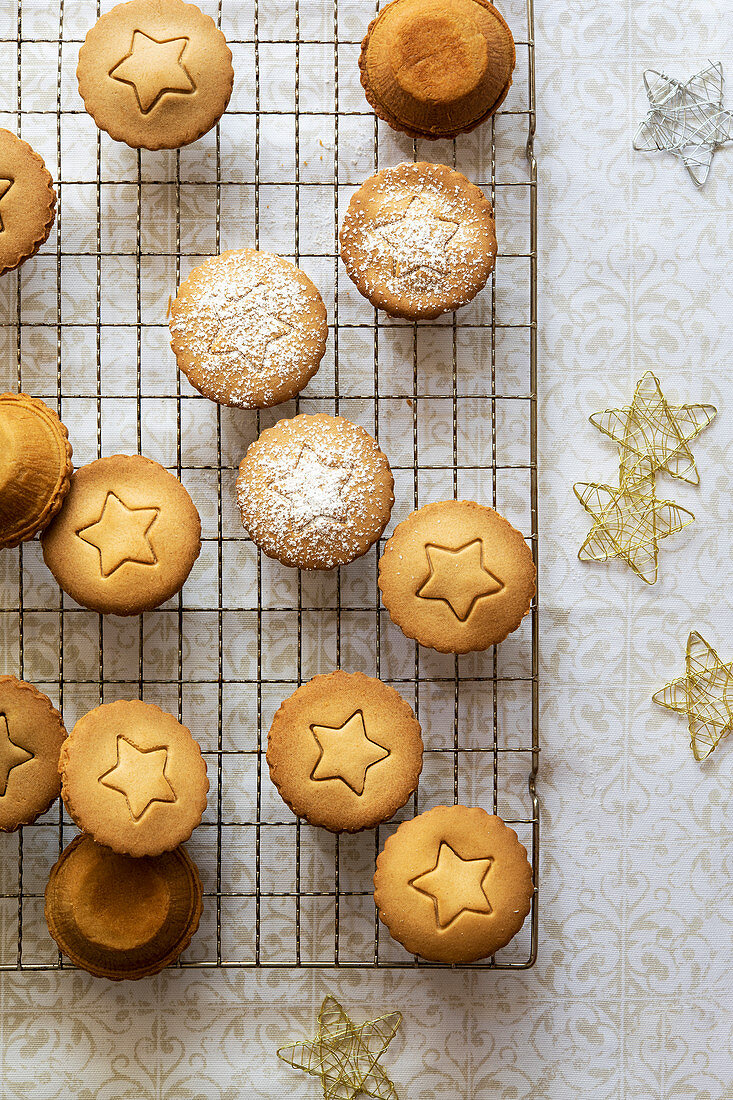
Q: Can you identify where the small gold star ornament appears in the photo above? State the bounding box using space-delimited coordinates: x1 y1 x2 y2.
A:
576 373 715 584
278 996 401 1100
574 478 694 585
653 632 733 760
589 371 717 485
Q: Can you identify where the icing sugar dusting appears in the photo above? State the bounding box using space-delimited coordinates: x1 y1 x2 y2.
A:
341 163 496 312
237 415 394 569
209 283 293 361
374 194 460 286
170 252 325 408
271 444 353 529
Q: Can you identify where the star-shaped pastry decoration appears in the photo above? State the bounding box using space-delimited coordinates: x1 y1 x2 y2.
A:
271 445 354 530
77 492 160 577
99 735 176 820
0 178 13 233
634 61 733 186
574 479 695 585
310 711 389 796
0 714 33 797
590 371 717 486
375 195 460 284
410 842 493 928
277 995 402 1100
109 31 195 115
653 632 733 761
209 284 293 371
416 539 504 621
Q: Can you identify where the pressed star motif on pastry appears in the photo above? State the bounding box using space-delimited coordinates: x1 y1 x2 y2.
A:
99 735 176 820
109 31 195 115
310 711 389 796
574 479 694 585
0 714 33 797
634 61 733 186
375 194 459 283
209 284 293 370
653 631 733 761
77 492 160 577
271 444 353 529
277 995 401 1100
416 539 504 621
0 178 13 233
590 371 717 485
410 842 493 928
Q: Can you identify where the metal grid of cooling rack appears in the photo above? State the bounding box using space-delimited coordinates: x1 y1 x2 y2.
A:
0 0 538 970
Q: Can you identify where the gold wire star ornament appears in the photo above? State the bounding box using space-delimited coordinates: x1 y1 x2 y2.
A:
574 478 695 585
589 371 717 486
277 997 401 1100
653 632 733 760
634 61 733 186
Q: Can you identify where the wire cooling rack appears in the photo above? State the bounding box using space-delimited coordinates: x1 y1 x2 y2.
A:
0 0 538 970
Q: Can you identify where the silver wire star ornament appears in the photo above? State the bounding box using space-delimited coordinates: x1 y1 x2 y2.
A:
634 61 733 186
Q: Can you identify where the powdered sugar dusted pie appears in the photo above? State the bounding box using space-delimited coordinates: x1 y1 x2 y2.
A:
170 249 328 408
339 161 497 320
236 414 394 570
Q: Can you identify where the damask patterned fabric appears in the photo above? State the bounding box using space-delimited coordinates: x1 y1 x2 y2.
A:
0 0 731 1096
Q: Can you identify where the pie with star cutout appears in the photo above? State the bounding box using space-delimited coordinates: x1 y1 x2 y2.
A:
0 129 56 276
238 413 394 570
374 805 533 963
42 454 201 616
267 671 423 832
60 699 209 857
0 677 67 831
77 0 234 150
379 500 535 653
170 250 328 409
340 161 497 319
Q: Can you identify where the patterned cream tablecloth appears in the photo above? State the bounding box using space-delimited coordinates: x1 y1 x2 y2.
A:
1 0 732 1096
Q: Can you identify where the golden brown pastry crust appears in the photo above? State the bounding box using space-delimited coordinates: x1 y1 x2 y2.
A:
0 130 56 276
59 699 209 857
359 0 516 140
170 250 328 409
339 162 497 320
237 413 395 571
0 677 67 831
41 454 201 616
374 804 533 963
267 670 423 833
378 499 536 653
45 835 203 979
0 393 73 549
77 0 234 150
